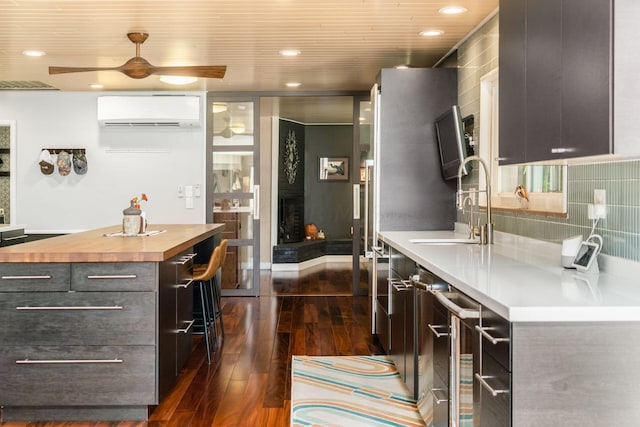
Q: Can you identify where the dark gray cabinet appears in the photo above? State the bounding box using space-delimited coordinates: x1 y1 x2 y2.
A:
499 0 612 164
158 248 195 401
0 227 27 247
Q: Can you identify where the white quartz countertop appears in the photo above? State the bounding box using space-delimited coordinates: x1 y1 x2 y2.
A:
379 229 640 322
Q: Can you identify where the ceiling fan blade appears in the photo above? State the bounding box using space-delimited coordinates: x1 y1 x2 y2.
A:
149 65 227 79
49 66 120 75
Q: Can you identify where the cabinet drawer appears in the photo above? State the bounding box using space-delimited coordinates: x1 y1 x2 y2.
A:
72 262 156 291
0 292 156 345
0 263 70 291
478 353 511 427
0 345 156 406
479 308 511 371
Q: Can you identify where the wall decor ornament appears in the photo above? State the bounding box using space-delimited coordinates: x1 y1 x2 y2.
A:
284 130 300 184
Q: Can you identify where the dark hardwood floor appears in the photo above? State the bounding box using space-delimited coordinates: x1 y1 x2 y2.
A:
1 264 383 427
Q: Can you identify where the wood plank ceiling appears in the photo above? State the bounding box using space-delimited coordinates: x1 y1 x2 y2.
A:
0 0 498 93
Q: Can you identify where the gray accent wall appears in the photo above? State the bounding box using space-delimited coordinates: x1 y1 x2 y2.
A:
304 124 353 239
456 14 640 262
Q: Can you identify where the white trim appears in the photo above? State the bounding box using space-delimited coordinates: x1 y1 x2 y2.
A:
272 255 352 272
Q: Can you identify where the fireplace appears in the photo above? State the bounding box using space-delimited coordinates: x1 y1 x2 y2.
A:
278 195 304 244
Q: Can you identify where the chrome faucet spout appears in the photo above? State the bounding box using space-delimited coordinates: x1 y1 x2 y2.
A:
457 155 493 244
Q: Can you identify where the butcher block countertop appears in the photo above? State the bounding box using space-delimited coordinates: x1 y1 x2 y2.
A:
0 224 223 263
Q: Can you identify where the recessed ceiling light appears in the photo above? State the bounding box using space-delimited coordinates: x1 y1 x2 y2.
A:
286 82 301 88
22 50 46 57
89 84 104 89
420 30 444 37
438 6 468 15
279 49 301 57
159 75 198 85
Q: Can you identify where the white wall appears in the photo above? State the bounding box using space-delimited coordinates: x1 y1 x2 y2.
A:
0 91 207 233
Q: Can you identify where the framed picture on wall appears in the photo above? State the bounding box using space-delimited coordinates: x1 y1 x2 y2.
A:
319 157 349 181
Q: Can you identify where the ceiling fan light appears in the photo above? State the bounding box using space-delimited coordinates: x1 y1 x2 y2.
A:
212 102 228 113
230 125 246 134
159 75 198 85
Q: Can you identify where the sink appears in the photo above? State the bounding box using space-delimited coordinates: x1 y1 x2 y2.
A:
409 238 478 245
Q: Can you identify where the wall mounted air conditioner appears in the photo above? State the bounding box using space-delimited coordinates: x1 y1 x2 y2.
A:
97 95 201 128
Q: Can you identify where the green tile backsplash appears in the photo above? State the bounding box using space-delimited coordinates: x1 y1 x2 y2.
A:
454 14 640 262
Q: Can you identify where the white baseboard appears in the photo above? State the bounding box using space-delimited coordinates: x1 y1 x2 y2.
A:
271 255 352 272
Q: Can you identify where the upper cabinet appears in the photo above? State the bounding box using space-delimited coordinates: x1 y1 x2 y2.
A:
499 0 613 164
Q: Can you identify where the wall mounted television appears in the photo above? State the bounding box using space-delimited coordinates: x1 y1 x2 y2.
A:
434 105 472 180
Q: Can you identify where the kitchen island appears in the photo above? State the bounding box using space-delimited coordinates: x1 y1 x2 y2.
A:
0 224 223 422
378 228 640 427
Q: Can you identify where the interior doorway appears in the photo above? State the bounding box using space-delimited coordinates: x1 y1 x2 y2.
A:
0 121 16 225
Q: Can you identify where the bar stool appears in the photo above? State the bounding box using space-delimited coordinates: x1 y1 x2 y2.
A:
193 245 222 364
211 239 227 344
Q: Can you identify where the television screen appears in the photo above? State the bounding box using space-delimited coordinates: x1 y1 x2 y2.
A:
435 105 470 180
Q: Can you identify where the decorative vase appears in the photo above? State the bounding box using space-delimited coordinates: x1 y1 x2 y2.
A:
123 201 142 236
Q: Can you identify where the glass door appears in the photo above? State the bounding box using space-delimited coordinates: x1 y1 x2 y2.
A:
207 96 260 296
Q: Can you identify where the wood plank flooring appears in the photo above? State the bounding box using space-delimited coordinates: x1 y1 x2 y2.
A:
1 265 383 427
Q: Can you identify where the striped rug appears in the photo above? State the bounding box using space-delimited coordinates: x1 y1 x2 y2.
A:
291 355 427 427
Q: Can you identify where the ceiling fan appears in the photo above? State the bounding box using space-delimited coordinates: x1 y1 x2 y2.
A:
48 33 226 80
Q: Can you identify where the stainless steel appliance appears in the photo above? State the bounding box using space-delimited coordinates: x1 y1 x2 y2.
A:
412 268 450 422
372 244 390 350
431 288 481 427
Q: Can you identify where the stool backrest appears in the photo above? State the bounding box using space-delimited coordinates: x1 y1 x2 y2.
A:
193 245 222 281
219 239 228 267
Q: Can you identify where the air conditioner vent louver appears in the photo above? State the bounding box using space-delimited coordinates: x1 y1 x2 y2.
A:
97 95 201 128
102 121 183 128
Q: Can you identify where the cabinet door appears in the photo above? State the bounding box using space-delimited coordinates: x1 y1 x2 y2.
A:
561 0 612 158
525 0 563 163
499 0 527 165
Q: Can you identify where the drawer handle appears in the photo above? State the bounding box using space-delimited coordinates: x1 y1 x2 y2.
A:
176 253 197 265
475 325 510 345
87 274 137 279
430 388 449 404
2 275 52 280
428 323 449 338
3 234 28 241
16 358 123 365
16 306 124 311
176 279 194 289
475 373 509 397
177 319 195 334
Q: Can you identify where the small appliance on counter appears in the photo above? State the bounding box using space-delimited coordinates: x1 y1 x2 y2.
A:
561 235 583 268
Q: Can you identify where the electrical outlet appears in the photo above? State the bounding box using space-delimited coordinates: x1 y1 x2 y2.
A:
594 189 606 205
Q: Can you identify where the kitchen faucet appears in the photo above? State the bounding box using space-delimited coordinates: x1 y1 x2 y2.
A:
456 155 493 244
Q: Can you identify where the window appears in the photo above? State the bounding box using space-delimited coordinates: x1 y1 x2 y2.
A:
479 69 567 215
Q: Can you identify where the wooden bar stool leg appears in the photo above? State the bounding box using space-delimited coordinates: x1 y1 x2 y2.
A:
198 281 212 364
